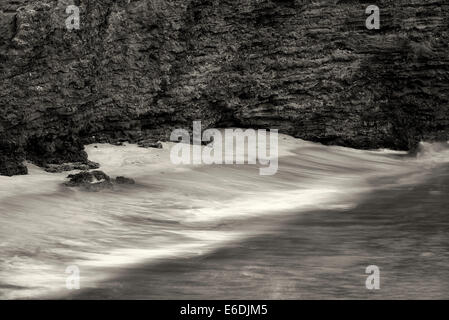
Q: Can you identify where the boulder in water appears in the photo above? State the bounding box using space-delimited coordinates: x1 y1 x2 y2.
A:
64 170 113 191
65 171 135 191
115 176 135 185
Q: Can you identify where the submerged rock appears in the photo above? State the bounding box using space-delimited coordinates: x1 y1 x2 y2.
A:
64 170 112 191
115 176 136 185
66 171 97 186
90 170 111 182
64 170 135 191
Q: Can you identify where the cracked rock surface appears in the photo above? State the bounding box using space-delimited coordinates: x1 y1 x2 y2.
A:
1 0 449 175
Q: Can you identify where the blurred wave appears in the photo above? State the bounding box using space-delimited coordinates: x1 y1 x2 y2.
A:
0 134 447 299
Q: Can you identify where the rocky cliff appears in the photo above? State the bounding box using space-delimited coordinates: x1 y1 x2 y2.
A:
1 0 448 175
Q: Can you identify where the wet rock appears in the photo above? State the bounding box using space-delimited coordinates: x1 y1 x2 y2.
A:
65 170 135 191
0 161 28 176
45 161 100 173
64 170 112 191
90 170 111 182
115 176 135 185
65 171 96 186
0 144 28 176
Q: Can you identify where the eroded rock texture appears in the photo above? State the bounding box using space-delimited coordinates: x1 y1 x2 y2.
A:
1 0 449 175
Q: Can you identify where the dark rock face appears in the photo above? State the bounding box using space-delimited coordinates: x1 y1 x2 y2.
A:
1 0 449 175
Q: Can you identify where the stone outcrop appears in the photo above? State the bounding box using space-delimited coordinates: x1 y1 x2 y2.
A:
65 170 113 191
64 170 135 191
1 0 449 175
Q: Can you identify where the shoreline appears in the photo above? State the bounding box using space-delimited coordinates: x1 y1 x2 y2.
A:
1 137 447 300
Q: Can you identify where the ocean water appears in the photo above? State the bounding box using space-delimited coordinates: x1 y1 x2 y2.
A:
0 134 448 299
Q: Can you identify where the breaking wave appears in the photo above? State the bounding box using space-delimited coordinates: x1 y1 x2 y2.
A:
0 133 447 299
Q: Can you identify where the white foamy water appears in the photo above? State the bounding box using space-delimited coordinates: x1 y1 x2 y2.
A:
0 134 448 299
